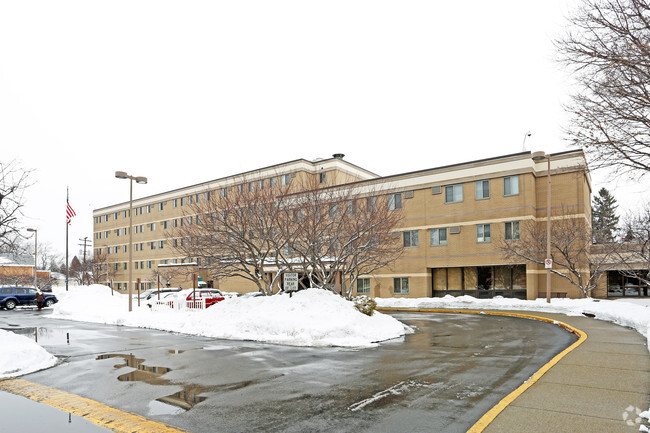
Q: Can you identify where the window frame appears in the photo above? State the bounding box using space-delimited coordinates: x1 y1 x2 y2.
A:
445 184 463 203
475 180 490 200
430 228 448 246
504 175 520 196
477 223 492 243
393 277 409 295
505 221 520 241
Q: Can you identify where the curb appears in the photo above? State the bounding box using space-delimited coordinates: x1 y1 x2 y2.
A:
0 377 190 433
377 308 588 433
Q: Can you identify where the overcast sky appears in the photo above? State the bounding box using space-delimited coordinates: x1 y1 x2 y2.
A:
2 0 648 260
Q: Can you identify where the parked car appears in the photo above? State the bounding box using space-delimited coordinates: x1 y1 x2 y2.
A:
134 287 182 301
0 286 58 310
239 291 264 299
186 289 225 308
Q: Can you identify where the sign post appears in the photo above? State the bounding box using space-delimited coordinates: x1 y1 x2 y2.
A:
284 272 299 296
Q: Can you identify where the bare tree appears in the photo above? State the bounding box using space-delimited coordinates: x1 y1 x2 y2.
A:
617 202 650 285
0 160 32 252
89 250 116 286
501 207 617 297
173 179 294 295
280 178 403 298
557 0 650 176
172 175 404 297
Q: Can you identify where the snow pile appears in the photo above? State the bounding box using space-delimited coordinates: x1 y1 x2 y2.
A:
640 409 649 433
0 329 57 378
375 295 650 354
50 285 410 348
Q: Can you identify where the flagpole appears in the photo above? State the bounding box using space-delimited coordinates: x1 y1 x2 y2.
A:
66 187 69 292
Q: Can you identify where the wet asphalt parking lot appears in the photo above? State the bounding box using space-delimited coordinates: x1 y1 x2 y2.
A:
0 308 576 433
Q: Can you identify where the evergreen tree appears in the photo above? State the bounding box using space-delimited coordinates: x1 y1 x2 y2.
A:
592 188 619 243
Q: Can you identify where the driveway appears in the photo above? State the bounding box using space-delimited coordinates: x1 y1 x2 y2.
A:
0 309 576 433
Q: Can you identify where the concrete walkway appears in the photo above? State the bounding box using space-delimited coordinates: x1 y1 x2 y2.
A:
481 311 650 433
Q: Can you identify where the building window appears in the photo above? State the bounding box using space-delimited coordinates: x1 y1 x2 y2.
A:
173 199 178 208
505 221 520 241
430 228 448 246
237 184 243 194
150 242 156 250
393 277 409 294
124 210 128 218
319 172 327 184
366 196 377 212
403 230 419 247
249 182 255 192
281 174 291 186
151 223 156 231
146 205 151 214
258 180 264 190
135 262 139 270
445 184 463 203
504 176 519 196
158 202 164 211
477 224 491 243
173 219 178 228
475 180 490 200
123 245 127 253
163 220 169 229
114 212 118 220
388 193 402 210
181 197 185 206
134 243 139 252
220 188 227 198
357 278 370 294
147 261 152 269
158 241 164 249
123 263 127 270
270 177 277 188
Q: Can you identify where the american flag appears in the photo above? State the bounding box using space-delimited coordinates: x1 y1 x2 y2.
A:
66 201 76 225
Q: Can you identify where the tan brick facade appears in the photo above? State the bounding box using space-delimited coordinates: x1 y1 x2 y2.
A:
93 151 593 299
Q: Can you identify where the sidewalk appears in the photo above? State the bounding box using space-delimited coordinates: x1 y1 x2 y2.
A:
481 311 650 433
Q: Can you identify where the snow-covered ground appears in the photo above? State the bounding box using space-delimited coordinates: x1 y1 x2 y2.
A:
49 285 410 348
0 329 57 378
375 295 650 355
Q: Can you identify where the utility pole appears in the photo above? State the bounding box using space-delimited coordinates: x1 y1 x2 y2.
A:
78 237 90 285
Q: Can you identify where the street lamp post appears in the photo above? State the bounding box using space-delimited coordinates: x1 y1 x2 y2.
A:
26 228 37 289
532 151 551 303
115 171 147 312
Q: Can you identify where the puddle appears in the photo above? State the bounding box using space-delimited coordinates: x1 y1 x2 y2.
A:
96 353 206 411
0 390 110 432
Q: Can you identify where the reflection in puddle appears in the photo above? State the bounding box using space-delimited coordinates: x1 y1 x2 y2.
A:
96 353 206 411
168 349 184 355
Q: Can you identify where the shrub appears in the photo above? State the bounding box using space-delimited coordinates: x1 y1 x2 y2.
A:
353 296 377 316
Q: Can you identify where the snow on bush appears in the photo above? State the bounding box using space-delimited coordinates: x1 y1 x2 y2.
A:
51 285 410 348
0 329 57 378
353 295 377 316
375 295 650 354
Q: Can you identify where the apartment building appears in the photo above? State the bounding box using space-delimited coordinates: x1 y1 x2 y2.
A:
93 151 594 300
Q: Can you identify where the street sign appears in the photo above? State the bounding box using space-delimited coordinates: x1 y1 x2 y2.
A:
284 272 299 292
544 258 553 269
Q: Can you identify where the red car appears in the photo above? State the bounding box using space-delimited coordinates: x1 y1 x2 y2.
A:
186 289 225 308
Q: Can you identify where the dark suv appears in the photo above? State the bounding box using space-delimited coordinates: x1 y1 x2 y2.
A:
0 286 58 310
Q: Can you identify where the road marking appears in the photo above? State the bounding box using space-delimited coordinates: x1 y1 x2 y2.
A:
377 308 588 433
0 378 190 433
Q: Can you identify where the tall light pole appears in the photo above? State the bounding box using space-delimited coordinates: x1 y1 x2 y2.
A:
115 171 147 312
532 151 551 303
26 228 37 289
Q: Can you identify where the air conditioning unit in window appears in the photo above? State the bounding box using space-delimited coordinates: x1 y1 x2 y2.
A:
391 232 400 239
404 190 414 199
449 226 461 234
431 186 442 195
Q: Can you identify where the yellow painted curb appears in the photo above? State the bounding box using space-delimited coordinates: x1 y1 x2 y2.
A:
0 378 190 433
377 308 588 433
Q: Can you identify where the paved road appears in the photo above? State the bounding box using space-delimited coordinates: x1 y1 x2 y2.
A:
0 309 576 433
